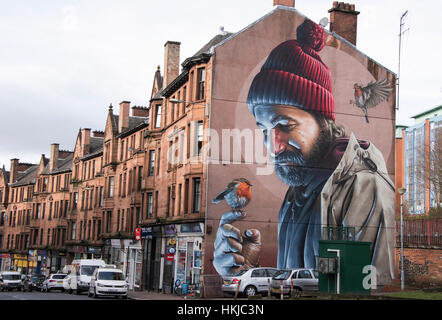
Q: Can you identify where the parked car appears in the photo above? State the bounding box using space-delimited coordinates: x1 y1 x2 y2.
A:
270 268 319 297
88 266 128 299
0 271 23 291
222 267 279 297
41 273 67 292
23 275 46 292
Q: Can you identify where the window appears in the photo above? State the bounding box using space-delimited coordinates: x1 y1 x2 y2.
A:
99 187 104 207
251 269 267 278
184 179 189 214
148 150 155 176
196 68 205 100
147 193 153 219
196 120 203 156
120 140 125 161
297 270 312 279
178 184 182 216
138 166 143 191
36 204 41 219
117 210 120 231
193 178 201 213
73 192 78 209
155 104 162 128
106 211 112 233
109 177 115 198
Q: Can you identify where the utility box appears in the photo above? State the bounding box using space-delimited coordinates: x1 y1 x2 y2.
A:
318 228 372 295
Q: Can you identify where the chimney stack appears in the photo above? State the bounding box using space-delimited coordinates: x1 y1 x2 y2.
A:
118 101 131 132
92 130 105 138
131 106 150 118
328 2 360 46
273 0 295 7
163 41 181 88
81 128 91 155
50 143 59 172
9 158 19 184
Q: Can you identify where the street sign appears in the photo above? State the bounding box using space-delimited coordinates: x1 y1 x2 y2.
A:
135 228 141 240
166 253 175 261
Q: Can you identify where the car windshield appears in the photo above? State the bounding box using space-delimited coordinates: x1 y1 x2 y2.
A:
2 274 21 280
313 270 319 279
52 274 67 279
81 266 100 276
31 276 40 282
98 271 124 281
273 270 291 280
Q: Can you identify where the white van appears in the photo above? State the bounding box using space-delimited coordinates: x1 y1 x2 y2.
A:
0 271 23 291
67 259 106 294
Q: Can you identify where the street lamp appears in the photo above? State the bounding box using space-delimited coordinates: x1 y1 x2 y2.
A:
398 187 407 291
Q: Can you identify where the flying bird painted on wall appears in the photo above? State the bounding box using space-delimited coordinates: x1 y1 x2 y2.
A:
212 178 252 214
352 79 392 123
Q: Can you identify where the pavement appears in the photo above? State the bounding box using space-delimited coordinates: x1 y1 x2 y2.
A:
127 290 189 300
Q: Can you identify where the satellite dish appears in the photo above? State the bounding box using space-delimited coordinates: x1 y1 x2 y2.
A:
319 17 329 27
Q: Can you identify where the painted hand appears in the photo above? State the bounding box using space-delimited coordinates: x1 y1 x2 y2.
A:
213 211 262 276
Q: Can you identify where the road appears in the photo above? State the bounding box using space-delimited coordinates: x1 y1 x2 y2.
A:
0 289 123 300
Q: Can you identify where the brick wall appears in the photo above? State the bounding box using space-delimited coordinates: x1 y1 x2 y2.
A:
394 247 442 287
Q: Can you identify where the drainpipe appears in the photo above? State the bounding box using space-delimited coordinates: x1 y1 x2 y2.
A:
327 249 341 294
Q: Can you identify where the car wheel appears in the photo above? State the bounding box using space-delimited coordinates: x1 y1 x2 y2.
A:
75 289 81 295
68 288 73 294
244 285 257 297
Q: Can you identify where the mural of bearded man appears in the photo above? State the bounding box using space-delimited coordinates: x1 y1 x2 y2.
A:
213 18 395 285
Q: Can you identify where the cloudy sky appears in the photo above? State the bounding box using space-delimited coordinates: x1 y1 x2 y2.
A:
1 0 441 170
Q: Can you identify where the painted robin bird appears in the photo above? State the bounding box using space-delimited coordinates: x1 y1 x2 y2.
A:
212 178 252 213
353 79 392 123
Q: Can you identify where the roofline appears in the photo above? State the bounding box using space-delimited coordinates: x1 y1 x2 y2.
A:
209 6 397 77
410 105 442 119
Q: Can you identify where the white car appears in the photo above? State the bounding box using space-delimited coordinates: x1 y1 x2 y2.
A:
41 273 67 292
222 267 279 297
88 267 128 299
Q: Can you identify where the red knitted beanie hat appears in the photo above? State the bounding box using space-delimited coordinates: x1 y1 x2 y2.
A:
247 19 335 121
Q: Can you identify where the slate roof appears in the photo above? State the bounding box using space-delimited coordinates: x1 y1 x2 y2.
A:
10 165 38 187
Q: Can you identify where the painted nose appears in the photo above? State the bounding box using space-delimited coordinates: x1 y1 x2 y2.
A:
270 128 287 156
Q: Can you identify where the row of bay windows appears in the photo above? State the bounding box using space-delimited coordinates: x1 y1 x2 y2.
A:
153 67 206 130
6 173 72 205
36 173 72 194
5 227 67 250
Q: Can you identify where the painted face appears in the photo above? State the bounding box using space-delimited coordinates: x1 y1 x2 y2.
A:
254 105 324 186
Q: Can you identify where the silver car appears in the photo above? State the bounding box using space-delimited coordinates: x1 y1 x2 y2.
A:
270 268 319 297
222 267 279 297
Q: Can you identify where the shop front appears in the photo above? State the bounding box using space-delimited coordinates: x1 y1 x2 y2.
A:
1 253 11 272
173 222 204 296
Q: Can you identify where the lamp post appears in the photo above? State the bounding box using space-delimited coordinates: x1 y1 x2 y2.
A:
398 187 407 291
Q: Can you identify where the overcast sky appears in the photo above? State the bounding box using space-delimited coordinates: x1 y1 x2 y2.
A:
1 0 441 171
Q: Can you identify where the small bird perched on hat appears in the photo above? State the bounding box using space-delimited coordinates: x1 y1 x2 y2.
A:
212 178 253 214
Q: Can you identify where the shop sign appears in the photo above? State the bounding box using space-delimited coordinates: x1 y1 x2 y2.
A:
1 254 11 259
165 224 177 235
180 223 202 234
140 227 153 240
168 238 177 246
72 246 86 253
88 247 102 254
111 239 121 248
166 253 175 261
168 247 176 255
37 250 48 257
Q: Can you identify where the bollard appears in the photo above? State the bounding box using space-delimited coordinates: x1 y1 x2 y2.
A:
267 278 271 299
280 280 284 300
290 278 294 297
234 280 241 300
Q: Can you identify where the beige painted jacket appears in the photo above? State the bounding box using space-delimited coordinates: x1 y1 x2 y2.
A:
321 133 395 285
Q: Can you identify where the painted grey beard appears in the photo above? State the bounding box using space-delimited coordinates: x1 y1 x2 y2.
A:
273 132 332 187
273 149 311 187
